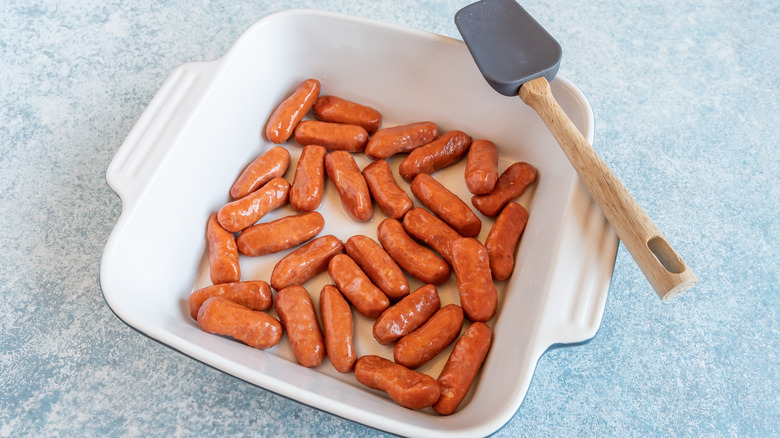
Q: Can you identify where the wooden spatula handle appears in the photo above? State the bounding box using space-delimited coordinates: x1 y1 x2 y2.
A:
519 77 696 300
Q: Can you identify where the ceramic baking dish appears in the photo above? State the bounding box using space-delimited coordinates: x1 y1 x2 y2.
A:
101 9 617 437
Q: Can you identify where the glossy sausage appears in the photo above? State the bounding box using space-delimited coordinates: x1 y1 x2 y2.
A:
236 211 324 257
289 144 327 212
485 202 529 281
464 139 499 195
451 238 497 322
376 218 450 285
229 146 290 200
398 130 472 181
354 355 441 410
274 285 326 368
196 297 283 350
265 78 320 144
324 151 373 222
313 95 382 134
319 285 357 373
207 213 240 284
188 281 273 320
472 162 537 217
394 304 464 369
433 322 493 415
402 207 462 265
345 235 409 301
270 235 344 291
328 254 389 319
293 120 369 152
362 159 413 220
364 121 438 160
217 177 290 232
410 173 481 237
373 284 440 345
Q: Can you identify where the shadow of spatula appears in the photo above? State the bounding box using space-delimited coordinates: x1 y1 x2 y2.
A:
455 0 696 300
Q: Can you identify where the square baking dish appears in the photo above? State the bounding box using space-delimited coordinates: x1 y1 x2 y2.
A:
101 9 617 437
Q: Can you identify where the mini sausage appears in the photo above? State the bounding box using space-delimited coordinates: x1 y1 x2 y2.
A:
270 235 344 291
274 286 326 368
328 254 389 319
451 238 497 322
265 78 320 144
207 213 240 284
464 139 499 195
229 146 291 200
398 130 472 181
472 162 537 217
410 174 481 237
364 121 438 160
354 355 441 410
362 159 413 220
394 304 464 369
324 151 373 222
373 284 440 345
485 202 529 281
319 285 356 373
197 297 283 350
188 280 273 320
293 120 369 152
433 322 493 415
402 207 462 265
313 95 382 134
217 177 290 232
346 235 409 301
376 218 450 285
236 211 324 257
290 144 327 212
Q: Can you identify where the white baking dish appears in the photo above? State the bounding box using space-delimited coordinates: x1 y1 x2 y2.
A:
101 9 617 437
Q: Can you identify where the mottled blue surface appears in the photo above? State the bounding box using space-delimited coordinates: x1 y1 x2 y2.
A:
0 1 777 437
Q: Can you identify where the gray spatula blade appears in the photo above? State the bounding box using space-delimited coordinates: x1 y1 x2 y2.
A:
455 0 562 96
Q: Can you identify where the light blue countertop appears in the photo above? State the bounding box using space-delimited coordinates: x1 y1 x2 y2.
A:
1 1 777 436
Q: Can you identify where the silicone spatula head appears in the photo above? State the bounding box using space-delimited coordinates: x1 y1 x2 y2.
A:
455 0 562 96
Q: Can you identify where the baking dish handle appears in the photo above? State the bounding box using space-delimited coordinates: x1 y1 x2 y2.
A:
106 60 218 206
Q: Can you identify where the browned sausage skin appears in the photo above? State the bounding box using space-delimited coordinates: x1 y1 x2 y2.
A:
217 177 290 233
328 254 389 319
230 146 290 200
376 218 450 285
196 297 283 350
207 213 240 284
373 284 440 345
485 202 529 281
464 139 499 195
364 121 438 160
293 120 369 152
398 130 472 181
362 159 413 220
472 161 537 217
237 211 324 257
324 151 373 222
320 285 357 373
345 235 409 301
275 285 326 368
265 78 320 144
433 322 493 415
290 144 327 212
313 95 382 134
410 173 482 237
402 207 462 265
270 235 345 291
188 281 273 320
451 237 498 322
354 355 441 410
394 304 464 369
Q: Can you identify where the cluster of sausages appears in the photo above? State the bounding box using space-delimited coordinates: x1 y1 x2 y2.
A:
188 78 536 414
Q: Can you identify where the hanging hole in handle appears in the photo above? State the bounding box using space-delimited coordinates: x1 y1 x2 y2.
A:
647 236 685 274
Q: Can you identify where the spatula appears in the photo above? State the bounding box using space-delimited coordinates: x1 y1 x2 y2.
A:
455 0 696 300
